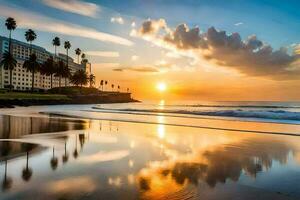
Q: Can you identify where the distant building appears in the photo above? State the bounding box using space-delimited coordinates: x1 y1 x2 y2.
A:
0 36 89 91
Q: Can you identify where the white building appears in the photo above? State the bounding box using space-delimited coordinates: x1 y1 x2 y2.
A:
0 36 88 91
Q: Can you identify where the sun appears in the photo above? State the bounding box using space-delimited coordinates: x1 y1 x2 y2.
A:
156 82 167 92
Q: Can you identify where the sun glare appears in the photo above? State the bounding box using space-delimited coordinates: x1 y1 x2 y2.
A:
156 82 167 92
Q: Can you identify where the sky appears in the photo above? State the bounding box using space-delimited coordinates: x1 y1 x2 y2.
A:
0 0 300 101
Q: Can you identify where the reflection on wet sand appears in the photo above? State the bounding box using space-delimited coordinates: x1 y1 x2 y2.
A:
0 115 87 139
0 115 300 199
1 142 38 192
137 134 296 199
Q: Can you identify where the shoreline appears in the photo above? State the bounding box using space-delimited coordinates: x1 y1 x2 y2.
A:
0 93 139 108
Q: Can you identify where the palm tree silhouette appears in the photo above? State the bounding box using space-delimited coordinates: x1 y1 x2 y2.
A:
100 80 104 91
127 88 129 93
111 84 114 91
22 152 33 182
73 135 79 159
0 52 17 91
105 81 108 91
118 85 120 92
41 56 56 89
79 134 85 150
23 54 40 92
50 147 58 170
81 53 86 62
75 48 81 64
64 41 71 87
62 140 69 164
5 17 16 53
21 143 35 182
4 17 17 91
2 160 12 192
25 29 37 55
52 37 60 59
89 74 95 88
55 60 65 88
1 141 12 192
62 64 71 87
70 69 88 90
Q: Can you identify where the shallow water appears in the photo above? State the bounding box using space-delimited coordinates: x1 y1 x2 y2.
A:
1 104 300 200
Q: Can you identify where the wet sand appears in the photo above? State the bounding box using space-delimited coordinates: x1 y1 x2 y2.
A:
0 105 300 200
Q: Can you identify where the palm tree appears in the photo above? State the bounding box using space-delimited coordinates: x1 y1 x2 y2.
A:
75 48 81 64
89 74 95 88
81 53 86 61
23 54 40 92
105 80 108 91
62 140 69 164
55 60 65 88
62 64 71 87
5 17 17 53
118 85 120 92
111 84 114 91
25 29 37 55
64 41 71 86
21 143 35 182
0 52 17 91
2 160 12 191
70 69 88 90
73 135 79 159
50 147 58 170
52 37 60 59
127 88 129 93
4 17 17 91
100 80 104 91
41 56 56 89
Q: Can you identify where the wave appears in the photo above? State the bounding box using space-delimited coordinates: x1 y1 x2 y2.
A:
164 104 300 109
42 111 300 137
92 107 300 121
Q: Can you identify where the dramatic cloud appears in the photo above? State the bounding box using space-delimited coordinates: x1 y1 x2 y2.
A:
139 19 168 35
135 19 300 80
0 5 133 46
42 0 99 18
111 17 124 25
113 65 159 73
85 51 120 57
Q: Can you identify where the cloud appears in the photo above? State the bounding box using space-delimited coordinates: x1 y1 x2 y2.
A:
0 5 133 46
139 19 168 35
234 22 243 26
94 63 120 68
131 55 139 61
111 17 124 25
85 51 120 57
135 19 300 80
79 150 129 163
113 65 159 73
42 0 99 18
47 176 96 194
131 21 136 27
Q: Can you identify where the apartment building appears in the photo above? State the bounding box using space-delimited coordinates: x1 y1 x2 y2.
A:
0 36 88 91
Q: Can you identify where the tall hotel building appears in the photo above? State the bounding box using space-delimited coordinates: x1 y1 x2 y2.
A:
0 36 88 91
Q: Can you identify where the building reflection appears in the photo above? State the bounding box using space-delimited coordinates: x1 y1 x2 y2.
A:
0 115 87 139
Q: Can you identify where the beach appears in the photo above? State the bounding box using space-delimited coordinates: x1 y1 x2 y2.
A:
0 101 300 200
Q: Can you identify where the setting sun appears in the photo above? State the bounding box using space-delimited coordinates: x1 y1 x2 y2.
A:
156 82 167 92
